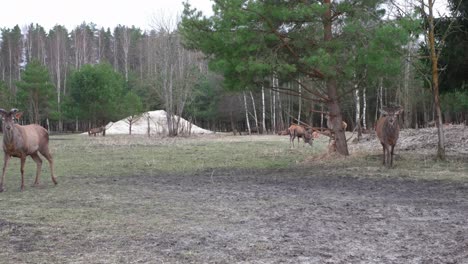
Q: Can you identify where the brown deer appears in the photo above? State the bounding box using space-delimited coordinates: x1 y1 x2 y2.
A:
0 108 57 192
325 114 347 131
288 124 312 147
376 107 403 167
325 114 347 147
88 126 106 136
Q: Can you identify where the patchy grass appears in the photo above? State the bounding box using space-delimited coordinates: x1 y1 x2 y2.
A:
0 133 467 263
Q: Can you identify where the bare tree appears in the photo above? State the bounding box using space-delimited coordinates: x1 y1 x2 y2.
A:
423 0 446 160
149 14 201 136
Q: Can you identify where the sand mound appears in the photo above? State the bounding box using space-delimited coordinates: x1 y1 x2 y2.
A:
102 110 212 135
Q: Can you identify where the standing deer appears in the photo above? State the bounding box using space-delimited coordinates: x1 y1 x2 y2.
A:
0 108 57 192
288 124 312 147
88 126 106 136
376 107 403 167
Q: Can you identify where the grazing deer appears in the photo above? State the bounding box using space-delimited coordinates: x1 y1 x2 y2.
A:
0 108 57 192
288 124 312 147
88 126 106 136
376 107 403 167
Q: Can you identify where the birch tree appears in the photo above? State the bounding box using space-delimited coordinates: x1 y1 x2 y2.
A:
47 25 69 131
0 26 22 96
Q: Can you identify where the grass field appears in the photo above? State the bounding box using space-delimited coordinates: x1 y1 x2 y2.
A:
0 133 467 263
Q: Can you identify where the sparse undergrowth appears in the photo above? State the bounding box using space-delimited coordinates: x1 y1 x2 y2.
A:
0 133 467 263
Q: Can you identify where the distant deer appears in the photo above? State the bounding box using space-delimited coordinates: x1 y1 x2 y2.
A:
376 107 403 167
0 108 57 192
88 126 106 136
325 114 347 146
288 124 312 147
325 114 347 132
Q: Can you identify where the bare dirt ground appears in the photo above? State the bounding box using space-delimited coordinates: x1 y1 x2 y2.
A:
103 168 468 263
0 126 467 263
4 168 468 263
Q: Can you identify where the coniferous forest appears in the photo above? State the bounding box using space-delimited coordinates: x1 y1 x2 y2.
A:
0 0 466 147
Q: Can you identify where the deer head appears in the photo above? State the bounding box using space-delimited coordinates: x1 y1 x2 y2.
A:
380 107 403 127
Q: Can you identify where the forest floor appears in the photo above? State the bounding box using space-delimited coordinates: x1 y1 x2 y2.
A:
348 123 468 157
0 126 467 263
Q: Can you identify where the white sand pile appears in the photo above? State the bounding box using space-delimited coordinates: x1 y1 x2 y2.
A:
102 110 212 135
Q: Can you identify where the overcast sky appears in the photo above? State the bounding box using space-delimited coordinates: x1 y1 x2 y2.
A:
0 0 214 31
1 0 449 32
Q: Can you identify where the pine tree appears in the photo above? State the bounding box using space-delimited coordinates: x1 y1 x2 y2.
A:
16 60 56 124
180 0 412 155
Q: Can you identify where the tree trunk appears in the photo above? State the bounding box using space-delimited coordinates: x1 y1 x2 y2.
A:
363 87 367 130
321 104 324 131
249 91 259 133
327 79 349 155
324 0 349 155
243 92 251 135
147 113 151 137
428 0 446 160
297 83 302 124
404 41 412 128
261 86 267 134
277 89 284 130
354 85 360 131
271 78 277 133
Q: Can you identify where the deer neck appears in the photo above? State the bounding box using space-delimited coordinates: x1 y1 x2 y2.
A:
384 121 399 134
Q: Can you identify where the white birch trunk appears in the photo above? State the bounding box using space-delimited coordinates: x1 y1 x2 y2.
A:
272 77 277 133
354 84 360 129
363 87 367 130
250 91 258 132
243 92 251 135
262 86 266 134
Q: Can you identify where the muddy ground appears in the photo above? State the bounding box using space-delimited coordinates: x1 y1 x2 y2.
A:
2 166 468 263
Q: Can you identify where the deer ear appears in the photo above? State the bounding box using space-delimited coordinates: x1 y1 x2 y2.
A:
379 109 388 115
14 112 23 120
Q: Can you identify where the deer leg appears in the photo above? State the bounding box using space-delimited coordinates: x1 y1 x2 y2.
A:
20 157 26 191
0 155 11 192
31 153 43 186
390 145 395 167
41 151 57 185
385 146 392 168
381 143 386 165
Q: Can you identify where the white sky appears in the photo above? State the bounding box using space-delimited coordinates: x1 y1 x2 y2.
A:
0 0 214 31
0 0 450 32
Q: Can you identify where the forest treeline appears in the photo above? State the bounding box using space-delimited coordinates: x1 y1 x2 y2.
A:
0 0 467 137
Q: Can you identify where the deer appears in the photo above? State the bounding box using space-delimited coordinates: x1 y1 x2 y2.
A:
288 124 312 147
88 126 106 136
325 114 347 132
0 108 57 192
325 114 347 146
376 107 403 167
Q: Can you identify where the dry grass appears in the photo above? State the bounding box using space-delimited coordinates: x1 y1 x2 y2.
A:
0 132 466 263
